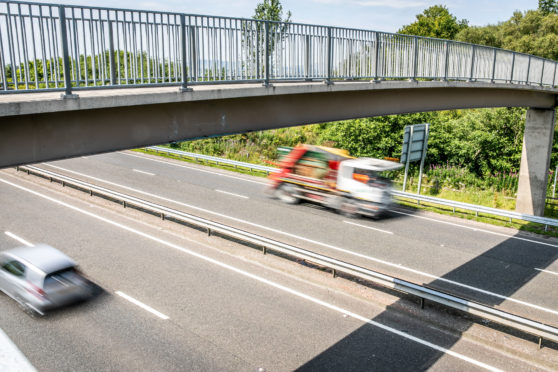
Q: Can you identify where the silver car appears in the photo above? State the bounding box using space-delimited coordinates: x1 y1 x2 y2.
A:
0 244 94 316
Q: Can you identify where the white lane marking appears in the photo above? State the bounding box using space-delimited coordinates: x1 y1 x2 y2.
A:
115 291 169 320
32 165 558 316
215 189 249 199
132 169 155 176
120 151 267 185
390 209 558 249
0 177 502 371
343 220 393 235
5 231 33 247
535 268 558 276
0 328 37 372
81 156 89 159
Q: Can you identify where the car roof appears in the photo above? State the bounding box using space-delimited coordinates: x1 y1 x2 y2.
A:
2 244 76 275
341 158 404 171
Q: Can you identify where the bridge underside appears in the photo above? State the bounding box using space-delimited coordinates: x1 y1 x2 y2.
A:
0 83 556 168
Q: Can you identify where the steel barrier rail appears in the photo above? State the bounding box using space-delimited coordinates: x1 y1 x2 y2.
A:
16 164 558 345
0 1 557 94
145 146 558 229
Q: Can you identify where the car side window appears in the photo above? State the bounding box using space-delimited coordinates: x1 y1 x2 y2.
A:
2 260 26 277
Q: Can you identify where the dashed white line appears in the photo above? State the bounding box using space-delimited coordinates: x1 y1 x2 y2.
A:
215 189 249 199
4 231 33 247
343 220 393 235
133 169 155 176
121 151 267 185
390 209 558 249
30 164 558 316
0 177 502 371
115 291 169 320
535 268 558 276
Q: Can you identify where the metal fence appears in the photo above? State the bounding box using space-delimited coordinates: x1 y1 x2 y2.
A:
1 0 557 94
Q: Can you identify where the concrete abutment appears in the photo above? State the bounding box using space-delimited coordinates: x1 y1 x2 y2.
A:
516 108 556 216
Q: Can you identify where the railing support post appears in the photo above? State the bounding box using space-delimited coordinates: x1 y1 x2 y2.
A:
553 62 557 88
263 21 270 87
325 27 332 84
305 34 310 80
411 37 418 82
373 31 380 82
443 41 449 81
58 6 77 98
490 48 497 83
468 45 476 82
108 20 117 86
510 52 515 84
179 14 192 92
526 55 531 84
539 59 545 87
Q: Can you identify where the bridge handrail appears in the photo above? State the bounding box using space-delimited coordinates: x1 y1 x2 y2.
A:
0 0 557 94
145 146 558 229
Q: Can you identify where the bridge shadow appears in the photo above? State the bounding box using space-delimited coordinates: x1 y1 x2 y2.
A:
296 232 558 370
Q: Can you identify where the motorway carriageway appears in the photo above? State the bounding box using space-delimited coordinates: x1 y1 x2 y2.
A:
0 152 556 370
26 150 558 328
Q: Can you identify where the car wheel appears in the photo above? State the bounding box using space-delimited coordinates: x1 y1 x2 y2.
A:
339 198 360 218
14 295 41 317
275 184 300 205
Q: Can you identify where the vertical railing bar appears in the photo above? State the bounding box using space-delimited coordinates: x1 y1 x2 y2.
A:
553 62 557 88
510 52 515 83
70 7 79 87
540 59 545 86
373 31 379 81
490 48 497 83
28 5 39 89
0 10 7 90
468 44 475 82
49 6 61 88
526 55 531 85
264 20 269 86
108 19 116 85
411 36 418 81
38 6 49 88
17 4 29 89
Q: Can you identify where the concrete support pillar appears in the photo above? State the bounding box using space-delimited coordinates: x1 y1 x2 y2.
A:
515 108 556 216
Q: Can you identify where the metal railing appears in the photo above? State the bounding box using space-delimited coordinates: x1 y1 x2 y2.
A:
1 1 557 94
145 146 558 229
16 164 558 345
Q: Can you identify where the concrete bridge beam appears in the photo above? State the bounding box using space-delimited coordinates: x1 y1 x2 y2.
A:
516 108 556 216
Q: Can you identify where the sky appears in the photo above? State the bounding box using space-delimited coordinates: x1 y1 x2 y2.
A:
32 0 539 33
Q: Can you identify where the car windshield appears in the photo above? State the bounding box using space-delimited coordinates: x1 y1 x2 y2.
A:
43 267 81 289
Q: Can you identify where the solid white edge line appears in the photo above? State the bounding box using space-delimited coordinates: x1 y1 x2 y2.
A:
215 189 249 199
121 151 267 185
0 176 501 371
535 268 558 276
0 328 37 372
132 169 155 176
115 291 169 320
5 231 33 247
34 164 558 316
343 220 393 235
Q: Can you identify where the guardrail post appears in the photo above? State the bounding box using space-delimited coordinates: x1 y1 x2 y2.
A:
490 49 497 83
443 41 449 81
526 55 531 84
468 45 476 82
411 37 418 82
553 62 557 87
108 20 117 86
325 27 332 84
263 21 270 86
373 31 380 82
539 59 545 87
58 6 77 98
510 52 515 83
179 14 192 92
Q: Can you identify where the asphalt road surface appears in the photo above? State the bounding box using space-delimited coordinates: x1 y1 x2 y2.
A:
0 152 557 370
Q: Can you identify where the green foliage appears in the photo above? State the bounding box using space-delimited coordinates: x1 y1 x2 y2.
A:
539 0 558 15
398 5 468 39
253 0 291 22
457 10 558 60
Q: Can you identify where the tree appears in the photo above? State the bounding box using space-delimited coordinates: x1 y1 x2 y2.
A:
539 0 558 15
398 5 468 39
253 0 291 23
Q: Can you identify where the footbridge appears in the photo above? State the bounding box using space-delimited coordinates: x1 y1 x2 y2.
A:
0 1 557 215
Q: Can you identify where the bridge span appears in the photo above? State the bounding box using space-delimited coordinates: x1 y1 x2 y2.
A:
0 1 557 215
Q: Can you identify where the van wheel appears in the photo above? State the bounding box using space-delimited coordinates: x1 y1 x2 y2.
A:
339 198 360 218
275 184 300 205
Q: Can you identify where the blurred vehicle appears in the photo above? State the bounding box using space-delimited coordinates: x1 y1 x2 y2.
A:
268 145 403 218
0 244 94 316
